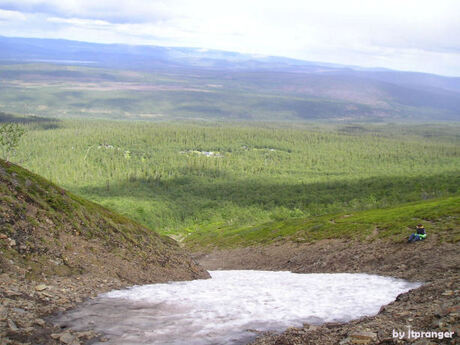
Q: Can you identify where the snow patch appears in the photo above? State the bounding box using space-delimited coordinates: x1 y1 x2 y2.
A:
54 270 421 345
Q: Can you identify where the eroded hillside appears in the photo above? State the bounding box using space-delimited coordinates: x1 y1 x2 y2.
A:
0 159 209 344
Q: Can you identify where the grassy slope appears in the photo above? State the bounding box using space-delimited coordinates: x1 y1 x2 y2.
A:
185 195 460 249
0 158 208 282
1 158 166 246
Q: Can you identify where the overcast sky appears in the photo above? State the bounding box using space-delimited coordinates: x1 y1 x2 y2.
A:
1 0 459 76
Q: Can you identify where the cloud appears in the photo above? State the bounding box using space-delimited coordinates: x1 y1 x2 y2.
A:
0 0 175 23
0 0 459 75
47 17 111 27
0 8 27 21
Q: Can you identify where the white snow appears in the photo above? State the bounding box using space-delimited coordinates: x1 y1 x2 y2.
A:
54 271 421 345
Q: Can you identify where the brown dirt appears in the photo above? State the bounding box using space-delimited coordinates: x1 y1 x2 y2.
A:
194 238 459 344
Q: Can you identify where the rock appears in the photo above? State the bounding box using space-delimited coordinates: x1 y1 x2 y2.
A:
12 307 26 314
34 284 47 291
59 332 79 344
22 326 35 334
5 289 22 297
50 333 61 339
0 306 7 321
349 331 377 344
395 311 410 317
7 319 18 332
34 318 46 327
76 330 97 339
0 234 7 239
441 290 455 296
305 325 319 332
8 239 16 247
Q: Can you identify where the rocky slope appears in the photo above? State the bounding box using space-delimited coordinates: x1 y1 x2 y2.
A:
0 159 209 345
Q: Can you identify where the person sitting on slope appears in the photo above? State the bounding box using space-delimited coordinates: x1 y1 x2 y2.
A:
408 224 427 243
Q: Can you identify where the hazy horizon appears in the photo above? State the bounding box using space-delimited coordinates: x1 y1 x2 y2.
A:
1 0 459 77
1 33 460 79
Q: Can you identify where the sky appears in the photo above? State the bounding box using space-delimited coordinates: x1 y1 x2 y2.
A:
0 0 459 76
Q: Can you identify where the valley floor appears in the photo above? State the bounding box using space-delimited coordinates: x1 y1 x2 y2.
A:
194 237 459 344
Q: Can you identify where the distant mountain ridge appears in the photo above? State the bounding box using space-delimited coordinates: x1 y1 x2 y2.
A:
1 36 459 121
0 35 358 71
2 35 457 78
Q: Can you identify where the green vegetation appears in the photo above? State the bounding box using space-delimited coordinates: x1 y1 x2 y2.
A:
185 195 460 249
9 119 460 238
0 122 25 161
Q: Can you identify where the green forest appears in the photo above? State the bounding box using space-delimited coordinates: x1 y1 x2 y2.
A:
6 118 459 239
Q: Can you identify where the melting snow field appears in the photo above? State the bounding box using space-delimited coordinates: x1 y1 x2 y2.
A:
54 271 421 345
